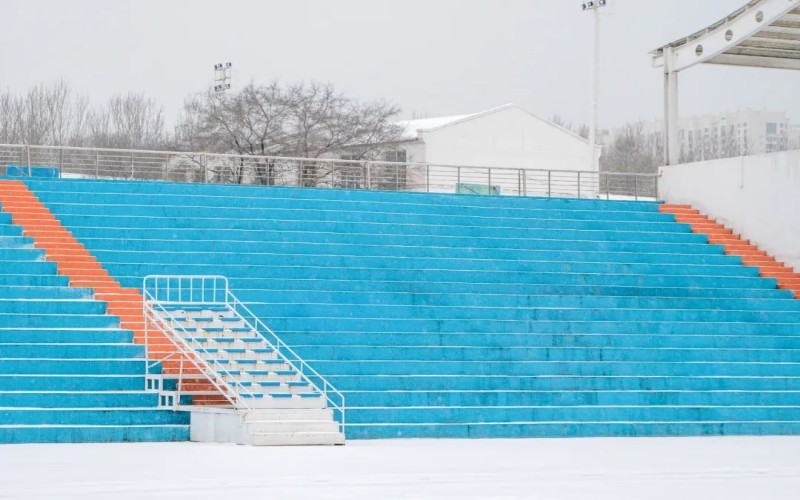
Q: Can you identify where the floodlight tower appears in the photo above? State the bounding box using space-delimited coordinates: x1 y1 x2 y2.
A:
582 0 606 170
213 62 232 92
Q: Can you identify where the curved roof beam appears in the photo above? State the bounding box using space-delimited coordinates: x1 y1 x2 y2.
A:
652 0 800 72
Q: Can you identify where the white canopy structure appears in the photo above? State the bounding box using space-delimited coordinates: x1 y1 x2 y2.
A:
651 0 800 164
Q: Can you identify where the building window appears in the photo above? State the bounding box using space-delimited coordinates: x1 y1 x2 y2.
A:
384 150 407 163
767 123 777 134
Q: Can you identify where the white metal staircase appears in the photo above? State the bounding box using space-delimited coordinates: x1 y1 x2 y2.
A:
142 275 345 445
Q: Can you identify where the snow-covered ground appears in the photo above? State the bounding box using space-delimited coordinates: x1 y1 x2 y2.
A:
1 437 799 499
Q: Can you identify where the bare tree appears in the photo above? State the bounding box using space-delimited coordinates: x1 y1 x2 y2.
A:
601 121 662 174
0 82 166 153
176 80 403 186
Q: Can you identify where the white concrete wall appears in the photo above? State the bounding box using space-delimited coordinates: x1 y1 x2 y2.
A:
420 106 594 172
659 150 800 269
403 106 598 196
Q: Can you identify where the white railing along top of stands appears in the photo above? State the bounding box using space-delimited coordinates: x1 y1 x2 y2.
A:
142 275 345 432
0 143 659 200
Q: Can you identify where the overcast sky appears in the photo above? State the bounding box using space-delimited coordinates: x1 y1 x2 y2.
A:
2 0 798 127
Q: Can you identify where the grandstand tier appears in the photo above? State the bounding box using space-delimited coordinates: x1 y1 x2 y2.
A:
0 189 189 443
4 176 800 439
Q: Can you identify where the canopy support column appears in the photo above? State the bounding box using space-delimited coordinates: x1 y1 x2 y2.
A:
663 47 680 166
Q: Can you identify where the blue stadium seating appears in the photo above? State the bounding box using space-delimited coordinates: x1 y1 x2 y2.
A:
0 206 189 443
18 177 800 439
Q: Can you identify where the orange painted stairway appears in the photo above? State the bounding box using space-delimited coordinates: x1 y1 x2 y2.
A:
660 204 800 299
0 179 224 404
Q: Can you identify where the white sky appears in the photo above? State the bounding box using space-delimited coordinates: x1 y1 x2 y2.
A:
1 0 798 127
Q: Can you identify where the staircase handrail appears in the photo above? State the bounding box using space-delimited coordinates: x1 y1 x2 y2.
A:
142 286 264 410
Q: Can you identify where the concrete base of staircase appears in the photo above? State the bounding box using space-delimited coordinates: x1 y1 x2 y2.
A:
189 407 345 446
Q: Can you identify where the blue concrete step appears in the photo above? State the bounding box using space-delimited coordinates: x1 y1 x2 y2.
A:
0 286 92 300
0 408 190 425
342 390 800 407
27 179 661 212
73 229 723 255
0 225 23 237
87 252 758 278
281 332 800 349
0 375 146 391
0 300 107 315
0 425 189 444
105 265 778 289
342 406 800 424
82 234 726 258
325 375 800 391
0 329 132 344
0 236 34 248
0 314 119 328
0 359 146 375
63 223 707 244
81 240 741 266
0 344 145 358
0 248 45 261
0 260 57 274
293 346 800 363
54 212 690 235
261 304 800 323
240 291 800 311
0 275 71 287
34 200 672 227
0 391 159 407
344 421 800 439
161 280 791 300
265 318 800 335
305 360 800 377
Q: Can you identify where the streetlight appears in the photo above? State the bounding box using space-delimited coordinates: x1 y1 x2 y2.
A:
213 62 232 93
582 0 606 171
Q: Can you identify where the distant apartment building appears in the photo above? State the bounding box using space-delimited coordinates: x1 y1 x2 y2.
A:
602 109 797 161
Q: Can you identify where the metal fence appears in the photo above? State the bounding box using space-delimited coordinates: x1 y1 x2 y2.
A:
0 143 659 200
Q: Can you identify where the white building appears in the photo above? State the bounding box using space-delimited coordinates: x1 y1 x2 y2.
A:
603 109 796 161
386 104 600 196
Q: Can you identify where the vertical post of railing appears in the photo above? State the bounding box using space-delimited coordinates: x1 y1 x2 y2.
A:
297 160 303 187
395 164 399 191
634 175 639 201
365 162 371 190
605 173 610 201
130 152 135 180
487 168 492 194
517 169 522 196
655 174 660 200
94 149 99 178
522 169 527 196
176 352 184 410
577 171 581 198
25 144 31 176
201 154 208 184
59 148 64 178
547 170 551 198
457 166 461 189
426 164 430 193
143 301 149 384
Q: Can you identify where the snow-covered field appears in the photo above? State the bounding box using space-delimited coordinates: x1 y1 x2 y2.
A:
1 437 799 499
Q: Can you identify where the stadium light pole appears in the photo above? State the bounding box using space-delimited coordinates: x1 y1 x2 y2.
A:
582 0 606 171
213 62 233 93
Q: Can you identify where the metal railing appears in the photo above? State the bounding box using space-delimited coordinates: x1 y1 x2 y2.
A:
142 275 346 433
0 143 659 200
143 276 259 410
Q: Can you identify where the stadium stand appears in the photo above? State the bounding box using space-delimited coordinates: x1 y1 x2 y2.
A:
2 176 800 440
0 181 188 443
